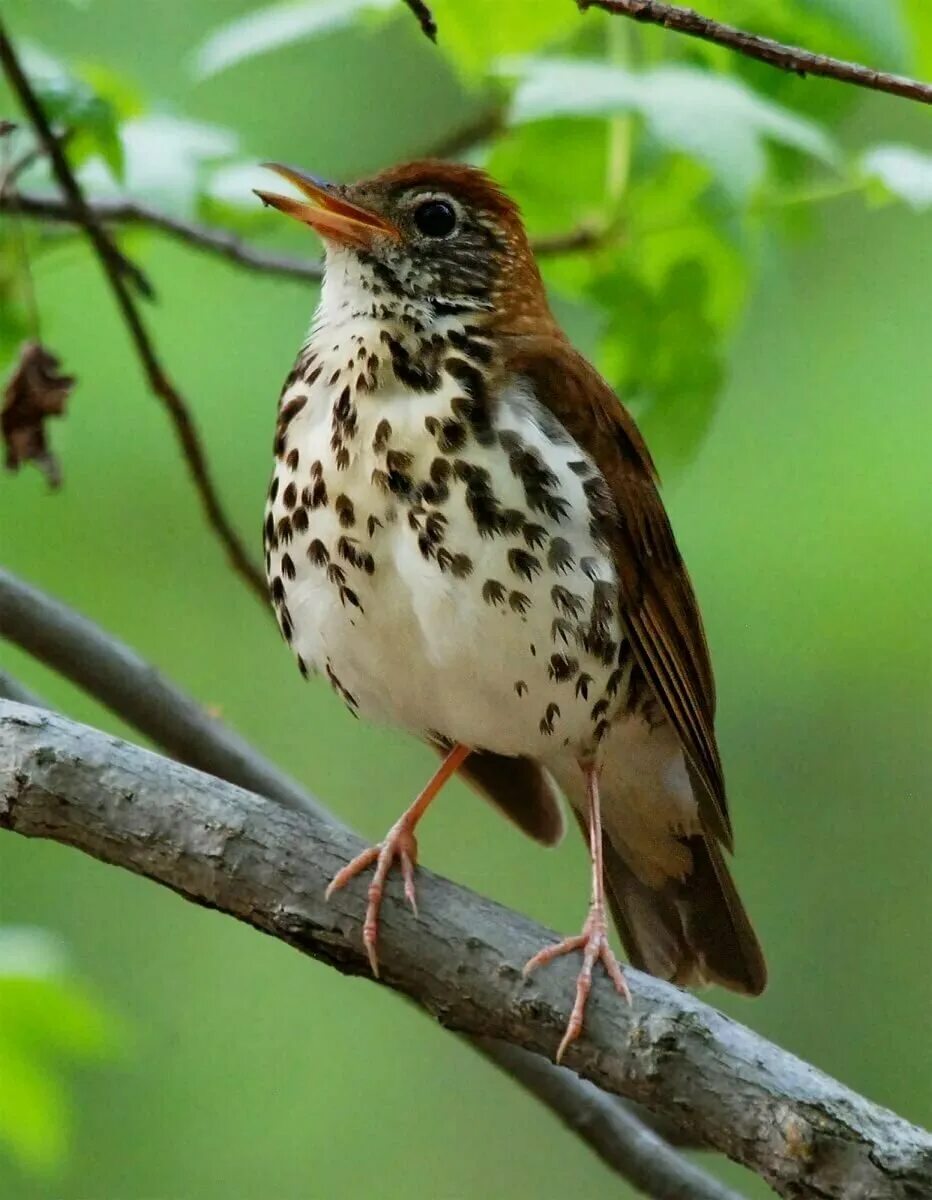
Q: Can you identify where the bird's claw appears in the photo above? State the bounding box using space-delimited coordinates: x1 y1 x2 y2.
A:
523 900 630 1063
325 821 420 977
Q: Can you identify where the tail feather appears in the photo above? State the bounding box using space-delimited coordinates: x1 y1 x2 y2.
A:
556 714 767 996
599 824 766 994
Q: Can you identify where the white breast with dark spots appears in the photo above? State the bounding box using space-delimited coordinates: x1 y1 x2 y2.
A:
265 329 631 761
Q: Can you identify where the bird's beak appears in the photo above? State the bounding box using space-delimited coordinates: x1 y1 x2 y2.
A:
255 163 398 247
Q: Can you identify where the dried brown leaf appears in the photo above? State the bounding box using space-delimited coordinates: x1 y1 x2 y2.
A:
2 340 76 487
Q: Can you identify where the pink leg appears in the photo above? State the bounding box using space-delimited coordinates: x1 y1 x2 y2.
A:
523 762 630 1062
325 742 470 977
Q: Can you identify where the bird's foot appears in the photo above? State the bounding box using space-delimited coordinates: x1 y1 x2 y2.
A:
523 898 631 1063
325 817 420 978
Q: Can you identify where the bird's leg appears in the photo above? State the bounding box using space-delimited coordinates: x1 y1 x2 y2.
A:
523 761 630 1062
325 742 471 977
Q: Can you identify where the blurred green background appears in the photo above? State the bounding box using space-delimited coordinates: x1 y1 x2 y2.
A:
1 1 930 1196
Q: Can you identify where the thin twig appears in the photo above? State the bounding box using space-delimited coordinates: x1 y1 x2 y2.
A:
1 190 325 282
0 667 46 709
416 104 506 159
0 128 153 298
0 568 319 819
578 0 932 105
474 1039 724 1191
2 702 930 1200
532 222 622 256
401 0 437 42
0 566 722 1196
0 19 266 604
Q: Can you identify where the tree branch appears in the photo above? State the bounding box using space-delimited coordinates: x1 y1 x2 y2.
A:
414 104 506 160
2 702 929 1199
0 565 724 1196
531 222 622 256
0 190 326 283
0 18 267 605
577 1 932 105
0 567 322 821
401 0 437 43
0 667 45 708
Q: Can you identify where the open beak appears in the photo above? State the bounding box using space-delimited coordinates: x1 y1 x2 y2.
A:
255 163 398 247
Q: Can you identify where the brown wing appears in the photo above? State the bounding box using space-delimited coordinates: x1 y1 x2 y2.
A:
427 740 564 846
459 752 564 845
504 335 733 850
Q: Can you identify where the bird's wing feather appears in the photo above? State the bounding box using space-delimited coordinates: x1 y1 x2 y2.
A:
504 334 733 849
427 740 564 846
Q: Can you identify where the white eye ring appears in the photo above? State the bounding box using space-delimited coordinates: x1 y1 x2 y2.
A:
410 193 459 239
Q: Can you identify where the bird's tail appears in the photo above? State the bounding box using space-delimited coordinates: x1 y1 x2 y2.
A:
597 821 766 994
553 733 766 995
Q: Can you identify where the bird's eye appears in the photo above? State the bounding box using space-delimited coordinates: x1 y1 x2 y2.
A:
413 199 457 239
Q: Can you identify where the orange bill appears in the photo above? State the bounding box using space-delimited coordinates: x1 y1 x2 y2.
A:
255 163 398 246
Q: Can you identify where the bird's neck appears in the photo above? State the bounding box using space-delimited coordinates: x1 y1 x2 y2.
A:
316 248 488 334
296 255 497 393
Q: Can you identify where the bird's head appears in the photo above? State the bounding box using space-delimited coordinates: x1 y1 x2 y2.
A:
256 159 553 333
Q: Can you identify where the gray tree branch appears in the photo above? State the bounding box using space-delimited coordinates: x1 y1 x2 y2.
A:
0 567 324 822
0 666 45 708
1 701 929 1200
578 1 932 105
0 566 728 1199
0 190 326 284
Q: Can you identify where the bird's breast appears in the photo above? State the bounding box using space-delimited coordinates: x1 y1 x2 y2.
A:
264 327 632 758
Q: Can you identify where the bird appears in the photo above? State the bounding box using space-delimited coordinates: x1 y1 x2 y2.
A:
256 158 767 1060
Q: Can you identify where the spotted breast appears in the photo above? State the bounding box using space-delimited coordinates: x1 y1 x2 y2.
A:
264 313 636 761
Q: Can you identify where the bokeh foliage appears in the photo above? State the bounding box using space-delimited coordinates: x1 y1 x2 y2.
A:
1 1 930 1196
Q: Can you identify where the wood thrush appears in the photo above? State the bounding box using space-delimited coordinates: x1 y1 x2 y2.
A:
257 160 767 1060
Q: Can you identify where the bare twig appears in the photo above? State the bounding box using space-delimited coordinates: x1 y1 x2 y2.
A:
0 568 319 820
0 191 325 283
0 667 45 709
0 19 266 604
532 222 622 256
474 1039 723 1189
0 129 153 298
401 0 437 42
2 702 929 1200
0 566 724 1197
416 104 506 159
577 0 932 105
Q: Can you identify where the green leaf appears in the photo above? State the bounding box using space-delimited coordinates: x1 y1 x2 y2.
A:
79 115 238 217
0 228 37 371
0 1043 67 1173
803 0 908 67
79 63 146 123
22 52 125 179
696 0 907 70
861 145 932 212
486 119 609 238
0 978 118 1060
507 59 838 200
903 0 932 76
192 0 395 79
429 0 580 76
0 928 124 1177
204 160 278 210
587 256 726 474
